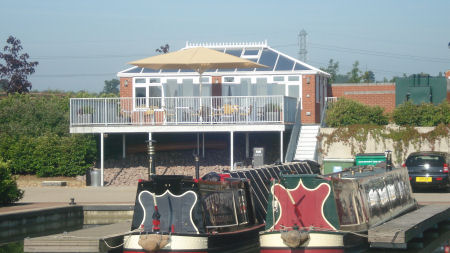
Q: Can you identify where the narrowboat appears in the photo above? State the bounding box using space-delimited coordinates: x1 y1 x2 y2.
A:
259 163 417 253
123 174 263 253
123 161 318 253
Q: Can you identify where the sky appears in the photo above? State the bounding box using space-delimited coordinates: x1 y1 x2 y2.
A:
0 0 449 92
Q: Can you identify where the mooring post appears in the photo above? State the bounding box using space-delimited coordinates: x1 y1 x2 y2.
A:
147 139 156 179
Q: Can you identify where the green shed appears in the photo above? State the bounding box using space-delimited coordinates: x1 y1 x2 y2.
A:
396 75 447 106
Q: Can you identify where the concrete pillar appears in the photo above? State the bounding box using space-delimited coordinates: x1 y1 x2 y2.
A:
122 134 126 159
202 133 205 158
245 132 249 158
230 131 234 170
280 131 284 163
100 133 104 187
197 133 200 155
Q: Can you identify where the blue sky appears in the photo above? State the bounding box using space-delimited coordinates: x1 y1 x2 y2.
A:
1 0 449 92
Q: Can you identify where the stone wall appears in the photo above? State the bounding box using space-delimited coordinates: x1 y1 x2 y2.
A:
319 126 450 165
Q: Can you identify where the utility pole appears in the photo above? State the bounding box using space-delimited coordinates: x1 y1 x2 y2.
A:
298 29 307 62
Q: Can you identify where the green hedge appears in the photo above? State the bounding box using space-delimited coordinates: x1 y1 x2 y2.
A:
0 93 97 177
0 159 23 205
325 98 389 127
392 101 450 126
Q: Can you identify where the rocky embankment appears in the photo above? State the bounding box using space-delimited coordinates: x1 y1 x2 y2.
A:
87 149 268 186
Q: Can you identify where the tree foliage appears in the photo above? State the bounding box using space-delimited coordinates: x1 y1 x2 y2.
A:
347 61 362 83
320 59 339 83
392 101 450 126
0 159 23 205
325 98 388 127
0 36 38 94
156 44 170 54
0 93 97 176
102 79 119 95
361 70 375 83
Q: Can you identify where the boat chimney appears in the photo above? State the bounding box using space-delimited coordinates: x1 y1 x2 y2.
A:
193 152 200 179
385 150 392 171
147 140 156 178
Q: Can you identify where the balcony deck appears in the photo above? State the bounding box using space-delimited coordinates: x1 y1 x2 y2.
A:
70 96 297 134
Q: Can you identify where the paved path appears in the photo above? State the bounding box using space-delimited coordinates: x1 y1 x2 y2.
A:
19 186 137 204
16 186 450 204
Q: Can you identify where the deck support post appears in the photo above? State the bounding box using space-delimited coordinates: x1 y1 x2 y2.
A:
280 131 284 163
100 133 104 187
245 132 249 158
230 131 234 170
122 134 126 159
197 133 200 156
202 133 205 158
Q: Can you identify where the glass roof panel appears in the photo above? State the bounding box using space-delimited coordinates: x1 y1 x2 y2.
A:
224 49 242 57
243 49 259 55
142 68 159 73
217 68 236 72
237 58 257 72
180 69 195 72
275 55 294 71
294 62 311 70
125 67 143 73
256 49 277 71
161 69 179 73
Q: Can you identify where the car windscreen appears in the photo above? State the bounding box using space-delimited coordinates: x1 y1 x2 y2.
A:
405 155 445 167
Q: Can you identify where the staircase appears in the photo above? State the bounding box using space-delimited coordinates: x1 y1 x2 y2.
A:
294 124 320 161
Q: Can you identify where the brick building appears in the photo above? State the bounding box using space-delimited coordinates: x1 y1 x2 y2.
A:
327 83 396 112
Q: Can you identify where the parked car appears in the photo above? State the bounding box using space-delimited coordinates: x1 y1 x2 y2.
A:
403 151 449 189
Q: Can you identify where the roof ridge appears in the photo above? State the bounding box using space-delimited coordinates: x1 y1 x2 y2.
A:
185 40 268 48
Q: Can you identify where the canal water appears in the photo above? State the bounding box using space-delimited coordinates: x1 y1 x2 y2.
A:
1 222 448 253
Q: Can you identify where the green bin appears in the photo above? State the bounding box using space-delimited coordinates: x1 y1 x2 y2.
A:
355 153 386 166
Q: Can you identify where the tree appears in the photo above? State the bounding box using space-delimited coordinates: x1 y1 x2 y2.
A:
102 79 119 95
347 61 362 83
320 59 339 83
0 36 38 94
361 70 375 83
156 44 170 54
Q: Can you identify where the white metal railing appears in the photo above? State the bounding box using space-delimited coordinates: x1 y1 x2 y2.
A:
70 96 297 126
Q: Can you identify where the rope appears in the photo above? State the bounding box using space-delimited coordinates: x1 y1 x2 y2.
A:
276 225 368 238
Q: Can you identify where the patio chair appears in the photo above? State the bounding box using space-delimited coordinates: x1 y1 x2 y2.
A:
222 104 238 122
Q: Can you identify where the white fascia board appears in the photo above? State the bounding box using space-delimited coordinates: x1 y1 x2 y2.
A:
118 70 319 79
267 46 330 77
70 124 286 134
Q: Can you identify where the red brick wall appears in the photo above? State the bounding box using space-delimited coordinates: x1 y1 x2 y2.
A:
120 77 133 111
302 74 317 124
328 83 396 112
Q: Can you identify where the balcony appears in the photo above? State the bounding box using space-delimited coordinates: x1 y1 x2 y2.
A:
70 96 297 129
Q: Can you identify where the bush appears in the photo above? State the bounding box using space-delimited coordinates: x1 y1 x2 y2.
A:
325 98 388 127
0 159 23 206
0 133 96 176
393 101 450 126
0 93 97 176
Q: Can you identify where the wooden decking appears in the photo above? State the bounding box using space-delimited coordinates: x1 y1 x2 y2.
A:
368 204 450 249
24 220 131 253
